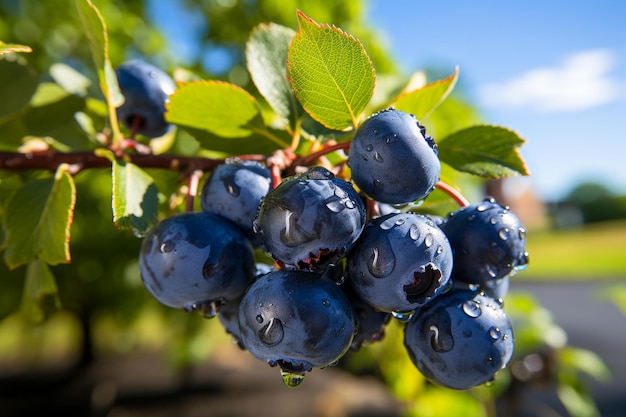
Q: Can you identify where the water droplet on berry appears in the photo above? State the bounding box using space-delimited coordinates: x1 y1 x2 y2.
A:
476 203 490 212
515 252 530 271
362 154 369 161
436 245 443 255
409 224 420 240
345 199 356 209
467 215 476 222
280 370 305 388
185 300 218 318
159 240 175 253
429 324 454 352
490 217 497 225
322 298 331 307
366 144 374 152
379 217 396 230
259 317 284 346
256 314 264 323
373 179 384 194
518 227 527 240
223 179 241 197
468 283 480 291
334 186 348 199
424 233 434 248
325 197 345 213
485 264 498 278
391 310 414 322
484 377 496 387
395 217 405 226
498 228 509 240
462 300 482 318
373 152 384 163
489 327 502 340
368 245 395 278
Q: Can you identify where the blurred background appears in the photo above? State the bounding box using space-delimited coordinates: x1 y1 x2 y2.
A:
0 1 625 416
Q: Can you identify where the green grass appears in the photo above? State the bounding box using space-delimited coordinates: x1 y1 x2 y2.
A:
522 220 626 280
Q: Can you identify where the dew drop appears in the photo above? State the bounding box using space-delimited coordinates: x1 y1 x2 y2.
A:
462 300 482 318
280 370 305 388
362 154 369 161
373 152 384 163
476 203 490 212
334 186 348 199
429 324 454 352
373 179 384 193
159 240 175 253
395 217 405 226
489 326 502 340
345 199 356 209
484 377 496 387
391 310 414 322
468 283 480 292
515 252 530 271
379 217 397 230
490 217 497 225
322 298 331 307
485 263 498 278
518 227 527 240
185 301 218 318
498 228 510 240
467 214 476 222
409 224 420 240
259 317 284 346
436 245 443 255
366 144 374 152
424 233 434 248
256 314 264 324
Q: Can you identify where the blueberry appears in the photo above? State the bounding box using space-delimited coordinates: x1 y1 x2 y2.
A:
200 160 271 247
348 108 440 204
441 197 527 286
254 166 366 271
238 269 355 383
341 279 391 350
404 290 514 390
138 212 255 316
347 212 453 315
115 59 176 138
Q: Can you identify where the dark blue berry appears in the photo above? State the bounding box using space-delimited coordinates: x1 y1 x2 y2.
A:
254 166 366 271
138 212 255 316
404 290 514 390
441 197 527 286
115 59 176 138
200 161 271 247
347 212 453 315
238 269 355 382
348 108 440 204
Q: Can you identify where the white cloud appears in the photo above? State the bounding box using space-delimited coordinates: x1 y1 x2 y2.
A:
478 49 620 112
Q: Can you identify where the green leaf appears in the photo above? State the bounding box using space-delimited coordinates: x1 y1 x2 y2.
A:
112 159 158 233
559 346 611 382
166 80 288 149
49 62 91 96
0 58 39 121
21 260 61 323
394 66 459 120
0 40 32 55
287 11 375 130
557 384 600 417
74 0 123 140
3 166 76 269
437 125 530 178
247 23 300 127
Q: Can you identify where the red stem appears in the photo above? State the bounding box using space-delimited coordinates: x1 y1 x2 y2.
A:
298 141 351 167
435 181 469 207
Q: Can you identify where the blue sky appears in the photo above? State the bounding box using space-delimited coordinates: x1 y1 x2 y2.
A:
365 0 626 200
149 0 626 201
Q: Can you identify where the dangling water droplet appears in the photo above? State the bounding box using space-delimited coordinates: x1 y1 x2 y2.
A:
185 301 218 318
259 317 284 346
391 310 414 322
489 326 502 340
280 370 305 388
368 244 396 278
515 252 530 271
160 240 175 253
498 228 510 240
468 283 480 292
424 233 434 248
518 227 527 240
484 377 496 387
409 224 420 240
373 152 384 163
462 299 482 318
366 144 374 152
256 314 264 324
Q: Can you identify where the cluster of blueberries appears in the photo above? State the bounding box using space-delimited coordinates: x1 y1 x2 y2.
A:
118 60 528 390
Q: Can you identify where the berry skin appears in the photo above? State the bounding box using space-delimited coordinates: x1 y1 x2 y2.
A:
404 290 514 390
254 166 366 271
347 212 453 315
238 269 355 376
440 197 527 286
115 59 176 138
200 160 271 247
348 108 440 204
138 212 255 315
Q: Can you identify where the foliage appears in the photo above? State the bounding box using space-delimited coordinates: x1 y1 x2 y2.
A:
0 1 607 416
